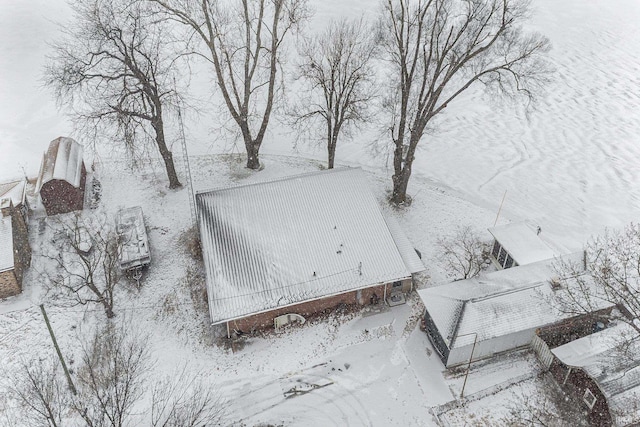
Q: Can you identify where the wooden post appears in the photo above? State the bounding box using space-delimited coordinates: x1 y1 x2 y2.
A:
493 190 507 227
40 304 76 395
460 332 478 399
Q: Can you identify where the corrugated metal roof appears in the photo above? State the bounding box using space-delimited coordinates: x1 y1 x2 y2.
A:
418 253 614 348
197 168 413 325
382 213 425 274
36 137 84 193
552 323 640 415
488 222 556 265
0 217 14 272
0 179 26 207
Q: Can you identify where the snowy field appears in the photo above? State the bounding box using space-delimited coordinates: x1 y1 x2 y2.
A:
1 0 640 425
1 0 639 248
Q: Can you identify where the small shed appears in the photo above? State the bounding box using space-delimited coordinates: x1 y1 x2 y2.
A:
36 137 86 216
115 206 150 273
550 323 640 426
488 222 556 269
0 201 31 298
418 253 614 368
196 168 425 335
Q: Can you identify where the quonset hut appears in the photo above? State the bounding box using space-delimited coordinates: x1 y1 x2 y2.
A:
36 137 86 216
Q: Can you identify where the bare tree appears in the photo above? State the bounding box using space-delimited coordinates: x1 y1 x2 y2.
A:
151 366 225 427
9 324 225 427
72 321 150 427
292 18 377 169
437 226 490 280
45 0 184 188
551 223 640 337
150 0 309 169
502 374 589 427
380 0 551 204
44 213 121 319
8 359 70 427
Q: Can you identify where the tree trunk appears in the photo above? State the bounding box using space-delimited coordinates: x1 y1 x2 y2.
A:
391 142 414 205
152 116 182 189
328 146 335 169
245 140 261 170
103 302 115 319
327 123 336 169
391 168 410 205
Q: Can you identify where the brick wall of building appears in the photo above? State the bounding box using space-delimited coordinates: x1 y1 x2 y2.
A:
0 270 20 299
227 278 412 333
11 204 31 284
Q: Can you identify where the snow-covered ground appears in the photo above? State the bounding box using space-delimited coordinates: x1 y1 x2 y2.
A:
0 154 503 426
1 0 640 424
1 0 639 249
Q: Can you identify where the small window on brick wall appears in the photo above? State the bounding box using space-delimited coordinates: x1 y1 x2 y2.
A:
583 388 597 410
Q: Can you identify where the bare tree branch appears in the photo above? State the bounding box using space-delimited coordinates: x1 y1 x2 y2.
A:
150 0 310 169
42 212 121 319
290 18 378 169
437 226 490 280
380 0 552 204
550 223 640 338
8 359 69 427
44 0 185 188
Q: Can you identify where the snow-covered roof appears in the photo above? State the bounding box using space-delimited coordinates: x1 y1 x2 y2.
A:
488 222 556 265
197 168 417 325
381 213 425 274
0 216 14 272
418 252 614 348
36 137 84 193
552 323 640 424
0 179 26 208
115 206 150 270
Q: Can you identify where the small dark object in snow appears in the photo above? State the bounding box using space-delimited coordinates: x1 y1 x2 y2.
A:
332 367 335 371
344 363 350 370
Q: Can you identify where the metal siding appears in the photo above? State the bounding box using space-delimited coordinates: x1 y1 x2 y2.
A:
37 137 84 193
0 217 13 272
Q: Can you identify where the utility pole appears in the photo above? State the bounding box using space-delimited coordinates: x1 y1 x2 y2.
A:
459 332 478 399
174 76 197 231
40 304 76 395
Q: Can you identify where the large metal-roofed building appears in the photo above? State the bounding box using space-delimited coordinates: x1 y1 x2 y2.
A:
196 168 424 334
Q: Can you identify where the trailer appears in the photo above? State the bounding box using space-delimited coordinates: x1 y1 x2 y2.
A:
115 206 150 282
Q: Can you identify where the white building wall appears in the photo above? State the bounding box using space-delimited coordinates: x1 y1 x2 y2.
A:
446 328 537 367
